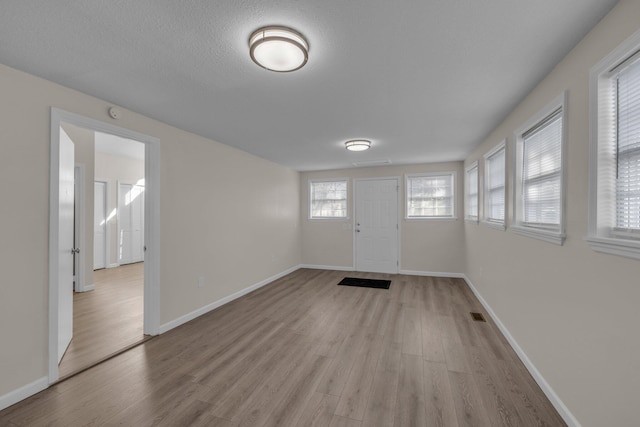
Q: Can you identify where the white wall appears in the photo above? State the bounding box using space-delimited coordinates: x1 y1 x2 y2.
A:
0 62 301 401
95 150 145 266
301 162 466 274
463 2 640 426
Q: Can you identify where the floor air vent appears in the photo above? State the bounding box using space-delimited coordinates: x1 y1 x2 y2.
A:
470 312 486 322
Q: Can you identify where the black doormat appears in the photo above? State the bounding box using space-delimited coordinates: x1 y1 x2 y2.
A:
338 277 391 289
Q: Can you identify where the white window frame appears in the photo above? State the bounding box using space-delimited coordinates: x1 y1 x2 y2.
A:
465 162 479 223
309 178 348 220
587 29 640 260
482 141 506 230
512 92 567 245
405 172 456 220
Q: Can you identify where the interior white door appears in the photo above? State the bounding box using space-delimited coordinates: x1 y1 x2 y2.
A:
355 178 399 274
118 183 145 265
94 181 106 269
58 127 74 363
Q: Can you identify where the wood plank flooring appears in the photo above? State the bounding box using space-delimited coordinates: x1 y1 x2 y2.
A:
58 263 145 378
1 269 566 426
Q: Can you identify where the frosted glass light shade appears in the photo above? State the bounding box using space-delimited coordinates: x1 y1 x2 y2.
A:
345 140 371 151
249 26 308 72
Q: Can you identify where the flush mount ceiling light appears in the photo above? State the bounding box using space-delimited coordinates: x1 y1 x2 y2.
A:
249 26 309 72
345 140 372 151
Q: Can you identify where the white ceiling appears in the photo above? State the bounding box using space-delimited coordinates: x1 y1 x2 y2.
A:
0 1 618 171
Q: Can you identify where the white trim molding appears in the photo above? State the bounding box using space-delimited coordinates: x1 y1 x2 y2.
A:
0 376 48 411
462 274 582 427
158 265 300 334
585 236 640 260
399 269 465 278
299 264 355 272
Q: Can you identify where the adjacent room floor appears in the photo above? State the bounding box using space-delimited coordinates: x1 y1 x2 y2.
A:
58 262 146 378
1 268 566 426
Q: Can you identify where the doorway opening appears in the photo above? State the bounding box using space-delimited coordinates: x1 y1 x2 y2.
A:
48 108 160 384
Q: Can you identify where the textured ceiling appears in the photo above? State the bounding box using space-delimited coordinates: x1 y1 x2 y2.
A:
0 1 618 171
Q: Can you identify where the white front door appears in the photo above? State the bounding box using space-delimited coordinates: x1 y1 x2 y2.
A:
355 178 399 274
94 181 107 270
118 182 145 265
58 128 74 363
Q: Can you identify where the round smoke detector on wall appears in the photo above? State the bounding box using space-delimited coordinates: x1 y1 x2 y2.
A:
108 107 121 120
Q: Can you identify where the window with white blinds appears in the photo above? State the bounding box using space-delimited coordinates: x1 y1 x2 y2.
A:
588 33 640 259
465 163 478 221
483 143 506 227
309 179 348 218
406 172 455 219
513 92 566 245
615 58 640 231
522 109 563 227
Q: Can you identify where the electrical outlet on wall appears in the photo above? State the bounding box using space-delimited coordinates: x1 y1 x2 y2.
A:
198 276 205 288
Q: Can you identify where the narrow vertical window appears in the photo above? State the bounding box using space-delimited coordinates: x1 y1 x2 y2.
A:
514 93 566 244
465 163 478 222
483 142 506 229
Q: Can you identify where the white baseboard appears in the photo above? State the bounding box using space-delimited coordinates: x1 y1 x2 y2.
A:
107 263 119 269
76 283 94 292
462 274 581 427
0 376 48 411
399 269 465 278
299 264 355 271
158 265 301 334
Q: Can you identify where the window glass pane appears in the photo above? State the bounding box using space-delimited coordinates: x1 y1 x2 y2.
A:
616 60 640 230
407 174 454 218
310 180 347 218
522 110 562 225
486 147 505 222
466 165 478 218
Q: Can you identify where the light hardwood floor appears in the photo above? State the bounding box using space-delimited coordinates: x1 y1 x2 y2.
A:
58 263 146 378
1 269 566 426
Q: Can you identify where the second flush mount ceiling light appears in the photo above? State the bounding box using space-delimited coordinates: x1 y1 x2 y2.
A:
249 26 309 72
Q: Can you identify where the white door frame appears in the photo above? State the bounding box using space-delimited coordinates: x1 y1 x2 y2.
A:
49 108 161 384
353 177 401 273
93 180 108 270
73 164 88 292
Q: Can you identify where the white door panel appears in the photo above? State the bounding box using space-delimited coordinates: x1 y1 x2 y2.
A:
94 181 106 270
355 179 399 274
118 183 145 265
58 128 74 363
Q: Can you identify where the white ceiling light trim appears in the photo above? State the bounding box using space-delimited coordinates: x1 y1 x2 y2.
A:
345 139 371 151
249 26 309 72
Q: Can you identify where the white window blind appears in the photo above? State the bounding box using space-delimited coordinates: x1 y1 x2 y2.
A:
485 147 505 222
522 109 563 227
616 58 640 230
310 180 347 218
466 164 478 220
406 173 455 218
